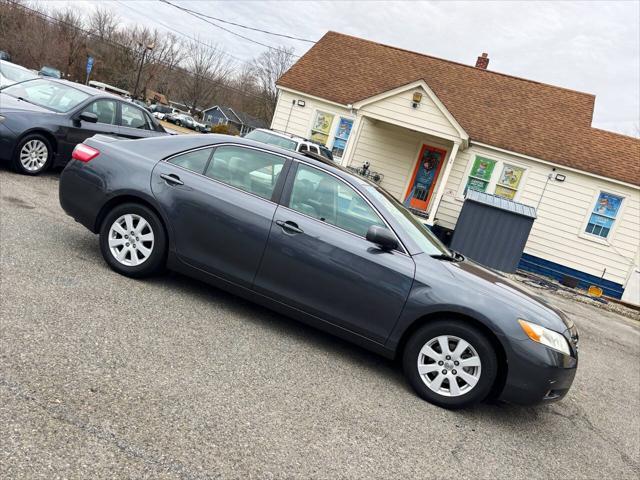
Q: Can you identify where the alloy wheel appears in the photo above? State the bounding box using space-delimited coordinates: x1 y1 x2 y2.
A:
19 139 49 172
108 214 155 267
417 335 482 397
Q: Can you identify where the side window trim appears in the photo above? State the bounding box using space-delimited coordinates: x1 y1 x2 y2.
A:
116 101 123 127
280 161 408 254
164 143 292 204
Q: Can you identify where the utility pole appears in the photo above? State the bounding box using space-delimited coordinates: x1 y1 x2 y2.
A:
133 42 154 100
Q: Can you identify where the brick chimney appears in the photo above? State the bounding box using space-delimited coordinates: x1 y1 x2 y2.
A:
475 52 489 70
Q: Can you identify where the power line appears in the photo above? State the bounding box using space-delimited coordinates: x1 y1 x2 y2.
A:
113 0 254 68
157 0 316 44
158 0 300 57
4 0 269 103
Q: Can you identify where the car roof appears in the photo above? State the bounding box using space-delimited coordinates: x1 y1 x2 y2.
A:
252 128 330 149
20 77 121 99
126 133 364 186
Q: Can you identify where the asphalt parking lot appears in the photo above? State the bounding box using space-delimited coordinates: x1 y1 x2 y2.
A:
1 167 639 479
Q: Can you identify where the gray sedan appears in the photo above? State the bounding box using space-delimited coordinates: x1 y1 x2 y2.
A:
59 134 578 409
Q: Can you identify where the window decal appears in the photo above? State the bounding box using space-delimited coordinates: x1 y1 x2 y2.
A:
494 164 525 199
585 192 623 239
310 111 334 146
465 156 496 194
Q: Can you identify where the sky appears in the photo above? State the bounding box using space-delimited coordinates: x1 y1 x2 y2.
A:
45 0 640 137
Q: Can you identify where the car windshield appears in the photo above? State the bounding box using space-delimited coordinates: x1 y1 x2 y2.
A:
245 130 298 151
363 184 451 256
0 61 36 83
2 79 90 112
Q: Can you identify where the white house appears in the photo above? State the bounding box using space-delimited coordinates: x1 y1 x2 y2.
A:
271 32 640 303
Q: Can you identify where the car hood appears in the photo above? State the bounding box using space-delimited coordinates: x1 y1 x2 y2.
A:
0 93 51 114
436 256 574 332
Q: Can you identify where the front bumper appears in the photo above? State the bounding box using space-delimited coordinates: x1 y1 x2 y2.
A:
498 331 578 405
0 122 18 162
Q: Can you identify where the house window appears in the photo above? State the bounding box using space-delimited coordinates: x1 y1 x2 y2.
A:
310 111 334 146
465 156 496 194
585 192 623 239
331 117 353 159
494 164 525 200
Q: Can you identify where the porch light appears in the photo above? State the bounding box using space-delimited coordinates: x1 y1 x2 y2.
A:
412 91 423 108
297 100 306 107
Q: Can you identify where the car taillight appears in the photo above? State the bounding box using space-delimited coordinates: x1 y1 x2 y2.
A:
72 144 100 162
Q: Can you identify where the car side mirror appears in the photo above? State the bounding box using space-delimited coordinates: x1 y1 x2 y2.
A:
79 111 98 123
366 225 398 251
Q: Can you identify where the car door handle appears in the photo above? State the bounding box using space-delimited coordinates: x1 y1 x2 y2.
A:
276 220 303 234
160 173 184 186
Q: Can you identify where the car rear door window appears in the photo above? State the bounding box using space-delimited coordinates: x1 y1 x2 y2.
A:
81 99 117 125
204 146 285 200
288 164 386 237
121 103 151 130
166 148 213 174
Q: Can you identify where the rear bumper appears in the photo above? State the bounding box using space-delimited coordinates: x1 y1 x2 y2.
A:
498 337 578 405
59 160 105 233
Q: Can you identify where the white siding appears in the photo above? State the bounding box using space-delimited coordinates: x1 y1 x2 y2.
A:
270 90 352 141
349 118 452 200
437 145 640 286
359 87 459 140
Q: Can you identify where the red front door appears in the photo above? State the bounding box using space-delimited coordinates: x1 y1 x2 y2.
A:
403 144 447 211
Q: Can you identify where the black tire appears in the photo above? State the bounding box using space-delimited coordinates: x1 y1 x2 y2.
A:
12 133 53 175
402 320 498 409
99 203 167 278
176 120 182 127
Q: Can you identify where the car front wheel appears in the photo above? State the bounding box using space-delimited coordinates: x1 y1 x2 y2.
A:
13 134 52 175
99 203 167 278
403 320 498 409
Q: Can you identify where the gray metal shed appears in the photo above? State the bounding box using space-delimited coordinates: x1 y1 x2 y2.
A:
450 190 537 273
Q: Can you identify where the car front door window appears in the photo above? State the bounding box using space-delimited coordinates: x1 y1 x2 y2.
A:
288 164 386 237
82 99 117 125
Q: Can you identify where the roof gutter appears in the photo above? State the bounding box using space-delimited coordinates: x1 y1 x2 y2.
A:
471 141 640 190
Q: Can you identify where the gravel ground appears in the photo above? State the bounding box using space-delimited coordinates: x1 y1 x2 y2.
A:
1 167 639 479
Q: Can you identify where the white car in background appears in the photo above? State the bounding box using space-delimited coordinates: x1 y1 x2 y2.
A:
243 128 334 162
0 60 37 88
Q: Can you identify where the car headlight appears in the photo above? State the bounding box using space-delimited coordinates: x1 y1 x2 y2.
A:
518 319 571 356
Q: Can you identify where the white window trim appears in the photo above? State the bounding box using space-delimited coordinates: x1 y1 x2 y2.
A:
456 154 530 203
578 189 626 245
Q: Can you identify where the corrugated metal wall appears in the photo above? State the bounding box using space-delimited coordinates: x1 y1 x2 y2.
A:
450 194 535 272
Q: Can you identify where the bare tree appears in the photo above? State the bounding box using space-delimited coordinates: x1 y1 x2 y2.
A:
88 6 119 40
251 47 295 121
51 8 87 81
178 39 232 114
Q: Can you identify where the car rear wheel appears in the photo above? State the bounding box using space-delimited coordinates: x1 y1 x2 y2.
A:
99 203 167 278
13 134 52 175
403 320 497 409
